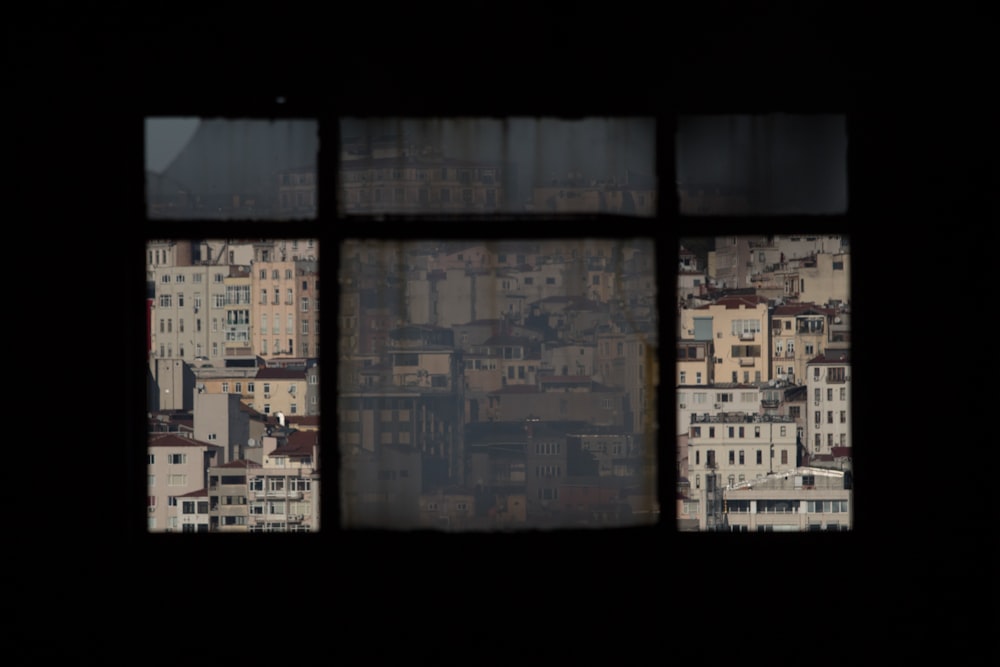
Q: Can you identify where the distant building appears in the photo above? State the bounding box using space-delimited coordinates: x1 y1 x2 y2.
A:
686 412 797 530
147 432 223 533
338 139 506 215
723 467 852 532
805 351 852 458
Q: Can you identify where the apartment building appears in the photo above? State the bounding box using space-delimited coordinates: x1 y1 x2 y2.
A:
681 295 770 385
251 366 319 418
678 383 761 436
192 391 250 464
149 261 231 365
206 459 258 532
338 139 506 215
806 352 852 457
250 256 320 360
770 304 836 383
147 433 223 532
723 467 852 532
686 412 797 530
248 430 320 532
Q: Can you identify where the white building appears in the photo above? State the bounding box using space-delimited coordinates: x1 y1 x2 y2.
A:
806 352 852 457
722 466 852 531
686 412 798 530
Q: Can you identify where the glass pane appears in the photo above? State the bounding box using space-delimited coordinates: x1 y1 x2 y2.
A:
677 234 852 531
676 114 847 215
146 118 318 220
146 239 321 533
338 117 656 217
339 238 660 530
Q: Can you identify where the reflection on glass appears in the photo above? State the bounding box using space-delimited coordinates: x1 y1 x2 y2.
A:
145 118 319 220
338 117 657 217
338 238 659 530
676 114 847 215
676 235 852 532
145 239 321 533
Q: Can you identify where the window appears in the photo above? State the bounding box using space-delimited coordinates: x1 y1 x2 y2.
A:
168 453 187 464
301 297 309 311
780 450 788 465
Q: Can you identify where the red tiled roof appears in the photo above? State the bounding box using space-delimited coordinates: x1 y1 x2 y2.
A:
176 488 208 497
808 352 851 364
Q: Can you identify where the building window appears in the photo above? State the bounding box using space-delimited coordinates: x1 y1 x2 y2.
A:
756 450 762 464
780 450 788 465
739 450 744 464
168 474 187 486
168 453 187 464
827 411 833 424
301 297 309 311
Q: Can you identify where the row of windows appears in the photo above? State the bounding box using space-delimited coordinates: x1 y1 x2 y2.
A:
815 433 849 449
693 448 783 466
691 424 788 438
258 292 318 310
157 273 223 283
258 315 318 334
814 411 849 424
146 454 187 465
147 474 188 487
815 388 849 402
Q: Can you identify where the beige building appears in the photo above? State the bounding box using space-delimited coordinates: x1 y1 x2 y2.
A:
249 253 320 360
147 432 223 533
250 365 320 418
681 295 771 385
806 352 852 457
723 467 852 531
677 383 761 437
770 304 836 384
685 412 797 530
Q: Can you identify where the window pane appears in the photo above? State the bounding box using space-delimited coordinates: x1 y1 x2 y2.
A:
676 114 847 215
338 117 656 217
146 118 318 220
678 235 851 532
339 238 659 530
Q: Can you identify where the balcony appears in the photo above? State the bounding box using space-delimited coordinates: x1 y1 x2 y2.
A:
287 514 304 523
738 332 756 341
738 358 756 367
253 490 304 500
761 398 779 409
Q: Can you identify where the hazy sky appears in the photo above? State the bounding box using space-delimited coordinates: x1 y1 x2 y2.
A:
145 117 200 173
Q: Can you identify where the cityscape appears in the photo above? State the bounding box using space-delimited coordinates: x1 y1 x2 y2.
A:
143 116 851 533
677 235 852 531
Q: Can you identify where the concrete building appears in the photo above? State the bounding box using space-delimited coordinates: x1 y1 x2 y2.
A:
251 365 320 419
722 466 852 531
770 303 837 384
806 352 852 457
206 459 259 532
147 432 223 533
249 253 320 360
149 261 231 365
686 412 797 530
192 391 250 465
248 429 320 532
677 383 761 437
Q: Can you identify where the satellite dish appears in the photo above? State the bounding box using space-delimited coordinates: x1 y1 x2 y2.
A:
247 438 257 448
